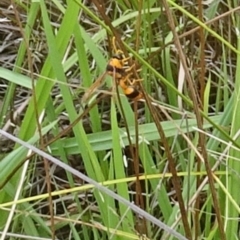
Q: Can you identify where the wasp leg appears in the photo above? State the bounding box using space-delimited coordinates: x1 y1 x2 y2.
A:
112 37 121 54
124 63 135 72
117 73 132 89
128 78 143 86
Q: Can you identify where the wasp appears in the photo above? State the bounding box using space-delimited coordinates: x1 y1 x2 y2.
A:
81 37 143 102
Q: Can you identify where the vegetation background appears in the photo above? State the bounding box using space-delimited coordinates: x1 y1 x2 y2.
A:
0 0 240 240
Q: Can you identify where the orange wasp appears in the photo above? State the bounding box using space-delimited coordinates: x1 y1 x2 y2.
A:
81 37 142 102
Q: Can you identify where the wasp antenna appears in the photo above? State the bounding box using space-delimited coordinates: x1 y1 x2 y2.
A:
112 36 118 53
